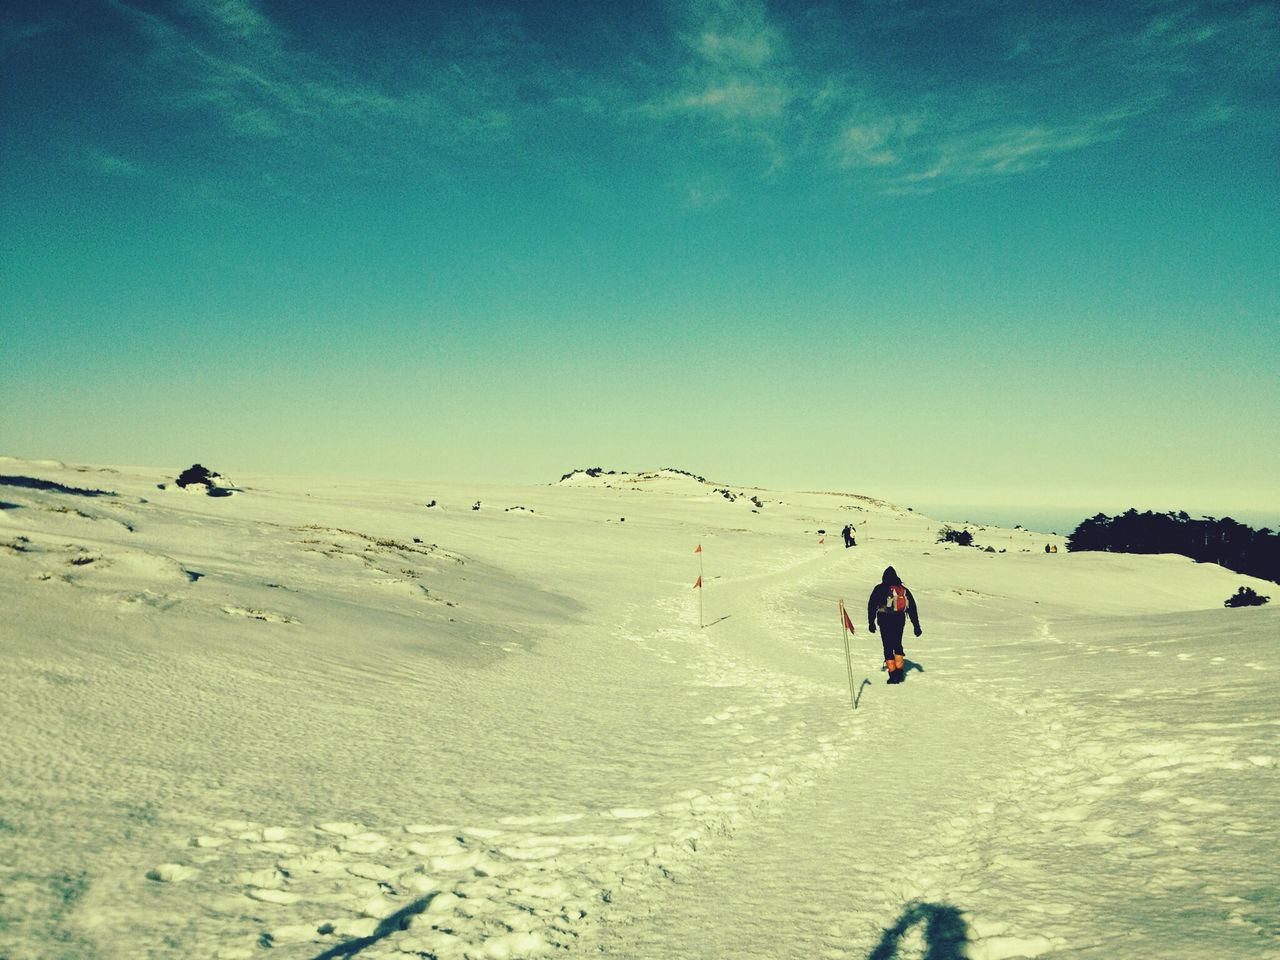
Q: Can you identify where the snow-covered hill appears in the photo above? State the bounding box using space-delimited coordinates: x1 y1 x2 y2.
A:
1 457 1275 959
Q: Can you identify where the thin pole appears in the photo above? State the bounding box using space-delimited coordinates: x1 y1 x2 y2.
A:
839 600 856 709
699 547 705 629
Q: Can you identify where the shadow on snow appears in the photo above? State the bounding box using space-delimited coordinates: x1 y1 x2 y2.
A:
0 475 116 497
304 895 435 959
866 901 970 960
853 678 872 709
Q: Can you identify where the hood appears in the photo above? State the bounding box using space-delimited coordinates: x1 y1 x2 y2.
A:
881 566 902 585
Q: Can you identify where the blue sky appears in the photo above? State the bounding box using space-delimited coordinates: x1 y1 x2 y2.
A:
2 0 1277 514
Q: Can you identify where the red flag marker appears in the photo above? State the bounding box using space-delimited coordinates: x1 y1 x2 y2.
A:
694 544 705 627
839 599 857 709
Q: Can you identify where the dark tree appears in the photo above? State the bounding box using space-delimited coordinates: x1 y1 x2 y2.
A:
176 464 219 488
938 526 974 547
1067 510 1280 585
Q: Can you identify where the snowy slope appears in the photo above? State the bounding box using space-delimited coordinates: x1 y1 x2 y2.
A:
1 457 1275 960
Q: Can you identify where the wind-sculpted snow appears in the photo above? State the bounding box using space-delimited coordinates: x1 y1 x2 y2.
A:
125 589 850 958
0 457 1275 959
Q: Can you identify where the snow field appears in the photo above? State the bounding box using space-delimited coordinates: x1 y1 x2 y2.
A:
1 458 1277 959
135 589 857 958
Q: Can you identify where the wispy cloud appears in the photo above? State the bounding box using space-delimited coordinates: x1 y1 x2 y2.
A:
969 124 1103 175
106 0 422 146
197 0 275 42
0 15 56 60
835 115 923 169
643 0 1138 193
654 0 793 124
827 95 1133 194
84 149 144 177
101 0 617 187
823 2 1274 192
690 0 779 69
677 80 789 119
886 117 1122 194
683 176 731 209
92 0 1280 201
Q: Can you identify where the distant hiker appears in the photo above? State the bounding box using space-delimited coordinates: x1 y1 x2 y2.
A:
842 523 857 548
867 566 922 685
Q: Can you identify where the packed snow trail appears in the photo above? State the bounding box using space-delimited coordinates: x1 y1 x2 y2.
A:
590 551 1280 959
590 547 1065 959
591 677 1051 960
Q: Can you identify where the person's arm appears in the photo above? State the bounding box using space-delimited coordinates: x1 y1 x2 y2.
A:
907 588 922 635
867 587 880 632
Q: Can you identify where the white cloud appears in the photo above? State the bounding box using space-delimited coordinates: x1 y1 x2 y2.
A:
695 27 775 68
85 149 143 176
877 115 1121 193
660 0 793 126
1 18 55 59
107 0 427 145
192 0 276 42
835 114 924 168
973 124 1098 174
684 177 730 208
678 80 789 119
93 0 1277 201
688 0 780 70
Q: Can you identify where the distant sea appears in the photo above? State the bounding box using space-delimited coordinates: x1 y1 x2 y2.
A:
907 504 1280 537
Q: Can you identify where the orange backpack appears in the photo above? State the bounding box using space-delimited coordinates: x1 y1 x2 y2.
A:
884 584 908 613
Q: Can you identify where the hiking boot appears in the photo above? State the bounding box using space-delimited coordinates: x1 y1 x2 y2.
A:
887 670 903 684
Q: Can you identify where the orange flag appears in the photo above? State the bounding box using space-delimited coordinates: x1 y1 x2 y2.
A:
842 606 856 634
819 537 825 544
694 544 702 553
693 575 702 589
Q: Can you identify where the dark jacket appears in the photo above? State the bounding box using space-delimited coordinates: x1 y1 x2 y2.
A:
867 566 921 633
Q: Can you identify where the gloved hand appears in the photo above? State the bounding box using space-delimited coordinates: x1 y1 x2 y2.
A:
914 626 922 637
868 624 876 634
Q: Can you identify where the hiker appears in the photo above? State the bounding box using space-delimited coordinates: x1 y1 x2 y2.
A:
842 523 857 548
867 566 921 684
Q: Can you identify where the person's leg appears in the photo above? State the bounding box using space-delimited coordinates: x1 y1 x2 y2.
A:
875 624 896 675
880 617 905 682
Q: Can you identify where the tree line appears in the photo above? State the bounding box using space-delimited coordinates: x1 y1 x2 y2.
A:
1066 509 1280 585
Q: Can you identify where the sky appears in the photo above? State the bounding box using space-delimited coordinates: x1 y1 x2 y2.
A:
2 0 1278 514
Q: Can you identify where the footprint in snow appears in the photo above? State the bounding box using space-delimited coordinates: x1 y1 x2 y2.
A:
609 808 655 820
497 812 584 827
147 863 199 883
222 605 297 623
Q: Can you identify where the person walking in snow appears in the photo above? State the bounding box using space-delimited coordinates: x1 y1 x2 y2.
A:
867 566 921 684
842 523 856 548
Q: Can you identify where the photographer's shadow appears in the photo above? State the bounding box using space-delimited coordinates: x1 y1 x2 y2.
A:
866 901 968 960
